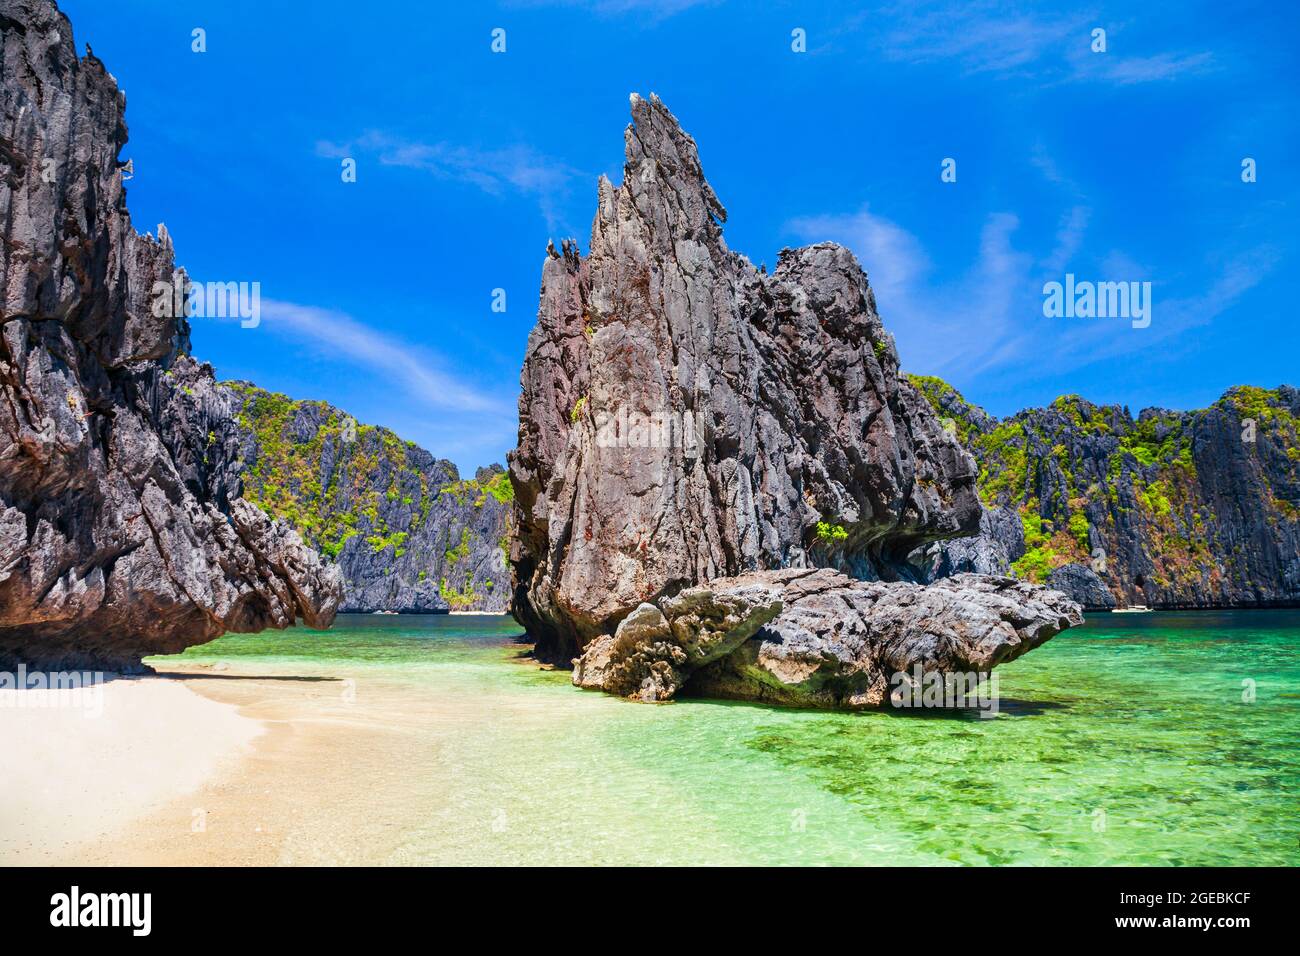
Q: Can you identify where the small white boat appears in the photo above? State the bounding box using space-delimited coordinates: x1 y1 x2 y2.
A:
1112 604 1153 614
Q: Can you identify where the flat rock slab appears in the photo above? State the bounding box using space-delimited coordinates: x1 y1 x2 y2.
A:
576 569 1082 709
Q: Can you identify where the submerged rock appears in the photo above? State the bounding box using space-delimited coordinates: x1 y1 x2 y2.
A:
691 571 1082 709
571 567 1081 708
0 0 342 669
509 94 1081 706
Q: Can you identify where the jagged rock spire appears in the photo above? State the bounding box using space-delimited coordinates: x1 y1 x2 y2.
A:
509 93 980 662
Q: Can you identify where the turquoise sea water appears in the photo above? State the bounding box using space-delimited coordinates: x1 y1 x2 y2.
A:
167 610 1300 866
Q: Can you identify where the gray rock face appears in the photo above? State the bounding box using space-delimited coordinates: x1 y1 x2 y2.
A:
1047 564 1116 610
911 376 1300 609
917 503 1024 579
510 94 981 663
572 579 784 701
574 568 1081 708
0 0 342 669
223 383 511 613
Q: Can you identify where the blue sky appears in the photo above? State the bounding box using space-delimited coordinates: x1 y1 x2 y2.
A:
63 0 1299 471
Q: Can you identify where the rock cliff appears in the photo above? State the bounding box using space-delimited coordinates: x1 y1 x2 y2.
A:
226 383 510 612
509 93 1079 704
909 375 1300 609
0 0 341 669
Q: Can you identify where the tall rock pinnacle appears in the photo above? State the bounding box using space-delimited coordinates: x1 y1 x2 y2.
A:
509 93 983 663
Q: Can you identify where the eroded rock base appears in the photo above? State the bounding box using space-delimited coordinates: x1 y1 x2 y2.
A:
573 570 1082 709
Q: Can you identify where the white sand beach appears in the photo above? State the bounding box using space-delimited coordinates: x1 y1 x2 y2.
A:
0 676 262 865
0 662 487 866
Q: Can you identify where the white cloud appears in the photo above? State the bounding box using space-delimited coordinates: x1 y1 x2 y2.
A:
316 133 582 231
871 2 1214 85
881 3 1084 76
1051 247 1279 372
1043 205 1090 274
199 298 519 467
783 200 1274 391
785 207 930 310
1078 49 1214 84
258 299 512 418
508 0 713 19
785 206 1033 378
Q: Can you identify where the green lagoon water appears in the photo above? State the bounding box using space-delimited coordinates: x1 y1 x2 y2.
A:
167 610 1300 866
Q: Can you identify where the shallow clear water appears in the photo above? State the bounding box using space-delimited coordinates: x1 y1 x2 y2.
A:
168 610 1300 865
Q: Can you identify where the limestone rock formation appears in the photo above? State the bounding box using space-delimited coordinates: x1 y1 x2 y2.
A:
691 570 1082 709
509 94 1082 707
510 93 982 664
909 375 1300 609
225 383 511 612
1047 564 1116 610
572 578 783 701
571 568 1080 708
0 0 342 669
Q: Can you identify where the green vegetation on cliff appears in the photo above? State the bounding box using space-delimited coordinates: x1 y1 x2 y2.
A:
227 383 424 558
906 374 983 446
224 382 512 611
814 520 849 545
908 375 1300 597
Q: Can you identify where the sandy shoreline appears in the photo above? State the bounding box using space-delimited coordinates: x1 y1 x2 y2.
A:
0 675 263 865
0 660 491 866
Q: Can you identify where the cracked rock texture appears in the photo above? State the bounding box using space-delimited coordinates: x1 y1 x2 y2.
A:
0 0 341 669
572 578 783 701
691 570 1081 709
922 502 1025 580
509 94 983 664
572 567 1081 707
